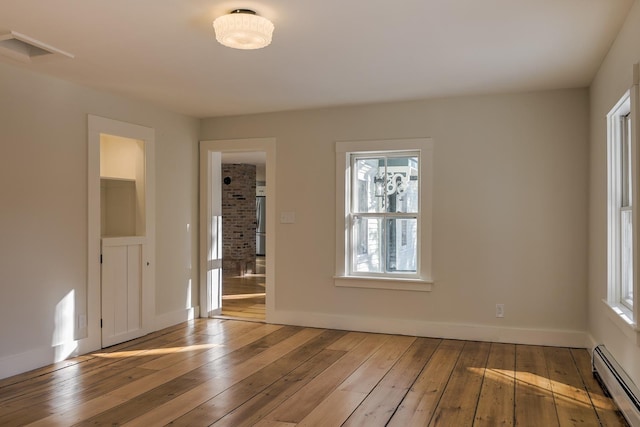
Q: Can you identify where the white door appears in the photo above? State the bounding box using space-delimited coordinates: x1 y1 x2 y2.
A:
86 115 155 353
101 237 146 347
201 151 223 316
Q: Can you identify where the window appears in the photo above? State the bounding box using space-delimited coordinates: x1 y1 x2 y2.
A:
335 138 433 291
350 153 419 275
607 91 636 321
619 112 634 310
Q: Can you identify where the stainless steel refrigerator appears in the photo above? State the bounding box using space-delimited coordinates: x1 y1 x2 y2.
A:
256 196 266 256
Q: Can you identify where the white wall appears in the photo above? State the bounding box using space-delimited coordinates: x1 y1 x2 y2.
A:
0 61 199 378
589 0 640 389
201 88 590 346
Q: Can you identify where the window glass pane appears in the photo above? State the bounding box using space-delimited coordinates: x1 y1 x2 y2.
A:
353 157 385 213
386 218 417 273
621 209 634 308
621 114 632 207
352 216 382 273
386 156 419 214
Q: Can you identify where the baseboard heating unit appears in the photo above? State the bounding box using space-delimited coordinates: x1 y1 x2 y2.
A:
593 345 640 427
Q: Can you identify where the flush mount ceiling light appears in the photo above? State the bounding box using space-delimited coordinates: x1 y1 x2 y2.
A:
213 9 274 50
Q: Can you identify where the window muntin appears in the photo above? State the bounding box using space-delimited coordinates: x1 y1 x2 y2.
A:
349 152 419 276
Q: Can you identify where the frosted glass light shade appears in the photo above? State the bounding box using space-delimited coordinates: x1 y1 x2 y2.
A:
213 10 274 50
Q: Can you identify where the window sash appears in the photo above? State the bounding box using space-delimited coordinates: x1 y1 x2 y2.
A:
608 91 635 318
621 114 632 208
620 207 634 310
618 113 634 311
350 153 419 215
347 151 420 278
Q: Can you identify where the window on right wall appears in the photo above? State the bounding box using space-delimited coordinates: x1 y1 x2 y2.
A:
607 87 637 325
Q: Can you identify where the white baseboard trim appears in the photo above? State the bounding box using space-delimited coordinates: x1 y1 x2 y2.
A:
0 306 202 381
268 310 588 348
154 306 199 331
586 333 599 352
0 345 58 380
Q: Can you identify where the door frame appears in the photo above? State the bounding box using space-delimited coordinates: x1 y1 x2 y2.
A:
83 115 156 352
199 138 276 320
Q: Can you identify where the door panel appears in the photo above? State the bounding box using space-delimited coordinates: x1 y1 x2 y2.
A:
101 237 145 347
126 244 142 331
207 214 222 316
207 151 222 316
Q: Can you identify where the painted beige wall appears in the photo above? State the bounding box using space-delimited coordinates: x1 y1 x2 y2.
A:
101 179 137 236
589 0 640 388
0 61 198 377
100 134 142 180
201 88 590 343
100 135 145 237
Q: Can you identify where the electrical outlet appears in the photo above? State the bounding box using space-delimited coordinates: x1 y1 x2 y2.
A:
496 304 505 318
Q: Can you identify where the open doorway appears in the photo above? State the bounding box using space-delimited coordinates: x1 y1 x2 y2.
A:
199 138 275 322
219 153 266 320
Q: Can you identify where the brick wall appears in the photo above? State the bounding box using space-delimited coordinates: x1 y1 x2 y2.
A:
222 164 256 276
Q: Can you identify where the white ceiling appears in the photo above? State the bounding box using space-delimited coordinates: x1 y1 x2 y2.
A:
0 1 634 118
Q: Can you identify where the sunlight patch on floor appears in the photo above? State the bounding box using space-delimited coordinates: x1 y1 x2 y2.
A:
468 367 613 410
223 293 266 300
93 343 222 358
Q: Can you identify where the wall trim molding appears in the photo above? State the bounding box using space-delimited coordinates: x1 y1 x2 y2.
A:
0 345 60 380
1 308 585 381
0 307 200 380
155 306 199 331
587 333 599 352
269 310 589 348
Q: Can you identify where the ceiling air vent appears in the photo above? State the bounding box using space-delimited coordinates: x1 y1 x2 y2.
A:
0 31 74 63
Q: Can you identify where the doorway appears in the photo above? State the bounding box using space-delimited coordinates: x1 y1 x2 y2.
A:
87 116 155 351
199 138 275 322
219 155 266 319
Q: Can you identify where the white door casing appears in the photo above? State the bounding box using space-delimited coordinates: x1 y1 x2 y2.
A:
84 115 155 352
199 138 276 320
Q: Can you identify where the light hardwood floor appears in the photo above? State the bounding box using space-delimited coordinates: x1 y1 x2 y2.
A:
221 256 265 320
0 319 628 426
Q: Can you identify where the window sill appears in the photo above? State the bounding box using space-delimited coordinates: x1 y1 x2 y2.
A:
334 276 433 292
601 299 640 346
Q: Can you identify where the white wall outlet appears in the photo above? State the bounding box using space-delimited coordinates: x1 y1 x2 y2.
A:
496 304 505 318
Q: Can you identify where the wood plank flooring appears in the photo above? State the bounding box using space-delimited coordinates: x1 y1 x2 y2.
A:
221 257 266 320
0 319 628 426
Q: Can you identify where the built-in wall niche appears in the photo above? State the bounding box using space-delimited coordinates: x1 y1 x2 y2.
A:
100 134 146 237
101 178 136 236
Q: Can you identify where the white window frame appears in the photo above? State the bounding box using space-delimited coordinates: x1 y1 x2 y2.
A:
605 74 640 336
349 151 420 277
335 138 433 291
